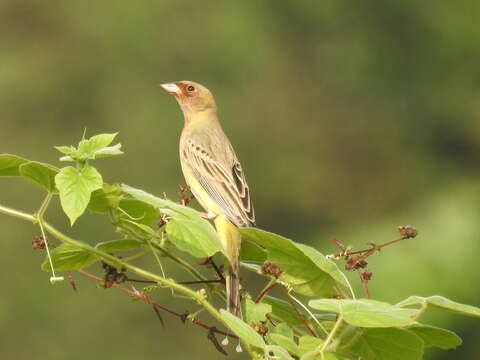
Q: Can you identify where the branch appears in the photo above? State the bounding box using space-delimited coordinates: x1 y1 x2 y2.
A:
77 269 238 339
330 225 417 259
0 203 252 351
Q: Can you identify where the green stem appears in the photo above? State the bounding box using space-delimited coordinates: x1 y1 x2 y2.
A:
318 314 343 358
0 203 254 356
35 193 62 283
150 242 206 281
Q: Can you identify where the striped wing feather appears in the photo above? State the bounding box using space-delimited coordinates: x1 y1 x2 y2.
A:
182 140 255 227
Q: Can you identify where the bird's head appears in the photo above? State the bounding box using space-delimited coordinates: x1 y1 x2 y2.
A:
161 81 217 120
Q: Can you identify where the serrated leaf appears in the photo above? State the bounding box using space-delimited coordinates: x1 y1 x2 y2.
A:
95 239 144 252
240 240 266 263
19 161 59 192
220 309 266 349
55 166 103 225
348 328 424 360
243 298 272 324
88 184 121 213
309 299 419 328
121 184 198 218
240 228 350 298
166 215 220 258
0 154 28 176
78 133 118 159
397 295 480 318
408 325 462 349
41 243 99 271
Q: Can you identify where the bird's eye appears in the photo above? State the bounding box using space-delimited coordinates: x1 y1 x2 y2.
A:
187 85 195 92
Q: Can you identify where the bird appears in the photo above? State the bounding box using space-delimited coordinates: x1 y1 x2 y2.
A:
161 80 255 317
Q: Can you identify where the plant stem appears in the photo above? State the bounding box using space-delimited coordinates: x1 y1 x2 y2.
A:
0 203 254 356
255 280 277 303
332 237 406 258
317 314 343 359
283 288 320 337
150 242 207 282
35 193 61 282
77 269 237 338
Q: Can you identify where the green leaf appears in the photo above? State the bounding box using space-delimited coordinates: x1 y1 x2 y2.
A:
348 328 424 360
41 243 99 271
272 322 294 339
166 214 220 258
120 219 158 238
298 335 323 354
243 298 272 324
117 199 159 225
0 154 28 176
54 145 76 155
240 240 267 263
59 155 75 162
397 295 480 318
92 143 123 158
408 325 462 349
95 239 144 252
309 299 419 328
268 333 299 356
19 161 59 192
77 133 118 159
220 309 266 349
263 296 303 325
240 228 350 298
265 345 295 360
121 184 198 218
88 184 121 213
55 166 103 225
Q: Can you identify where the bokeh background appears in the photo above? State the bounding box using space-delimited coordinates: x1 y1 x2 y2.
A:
1 1 479 359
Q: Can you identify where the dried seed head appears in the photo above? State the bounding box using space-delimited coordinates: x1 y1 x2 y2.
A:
251 321 269 336
398 225 417 238
261 261 283 278
345 256 368 270
32 236 50 249
361 270 373 281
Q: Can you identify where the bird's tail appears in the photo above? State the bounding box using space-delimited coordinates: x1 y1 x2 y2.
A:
214 215 242 317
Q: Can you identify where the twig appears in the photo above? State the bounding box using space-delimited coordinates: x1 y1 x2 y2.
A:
199 257 225 282
0 204 246 347
207 327 228 356
331 226 417 259
77 269 238 339
255 281 277 304
66 271 77 292
152 305 165 328
179 279 223 285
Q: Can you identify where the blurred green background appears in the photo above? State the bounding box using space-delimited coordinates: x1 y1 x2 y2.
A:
1 1 479 359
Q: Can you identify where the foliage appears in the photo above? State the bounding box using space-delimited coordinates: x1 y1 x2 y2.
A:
0 132 478 360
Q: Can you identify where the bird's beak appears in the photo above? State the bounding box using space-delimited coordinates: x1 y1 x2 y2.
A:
160 83 181 95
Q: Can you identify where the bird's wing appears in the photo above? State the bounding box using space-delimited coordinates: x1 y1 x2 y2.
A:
182 139 255 227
